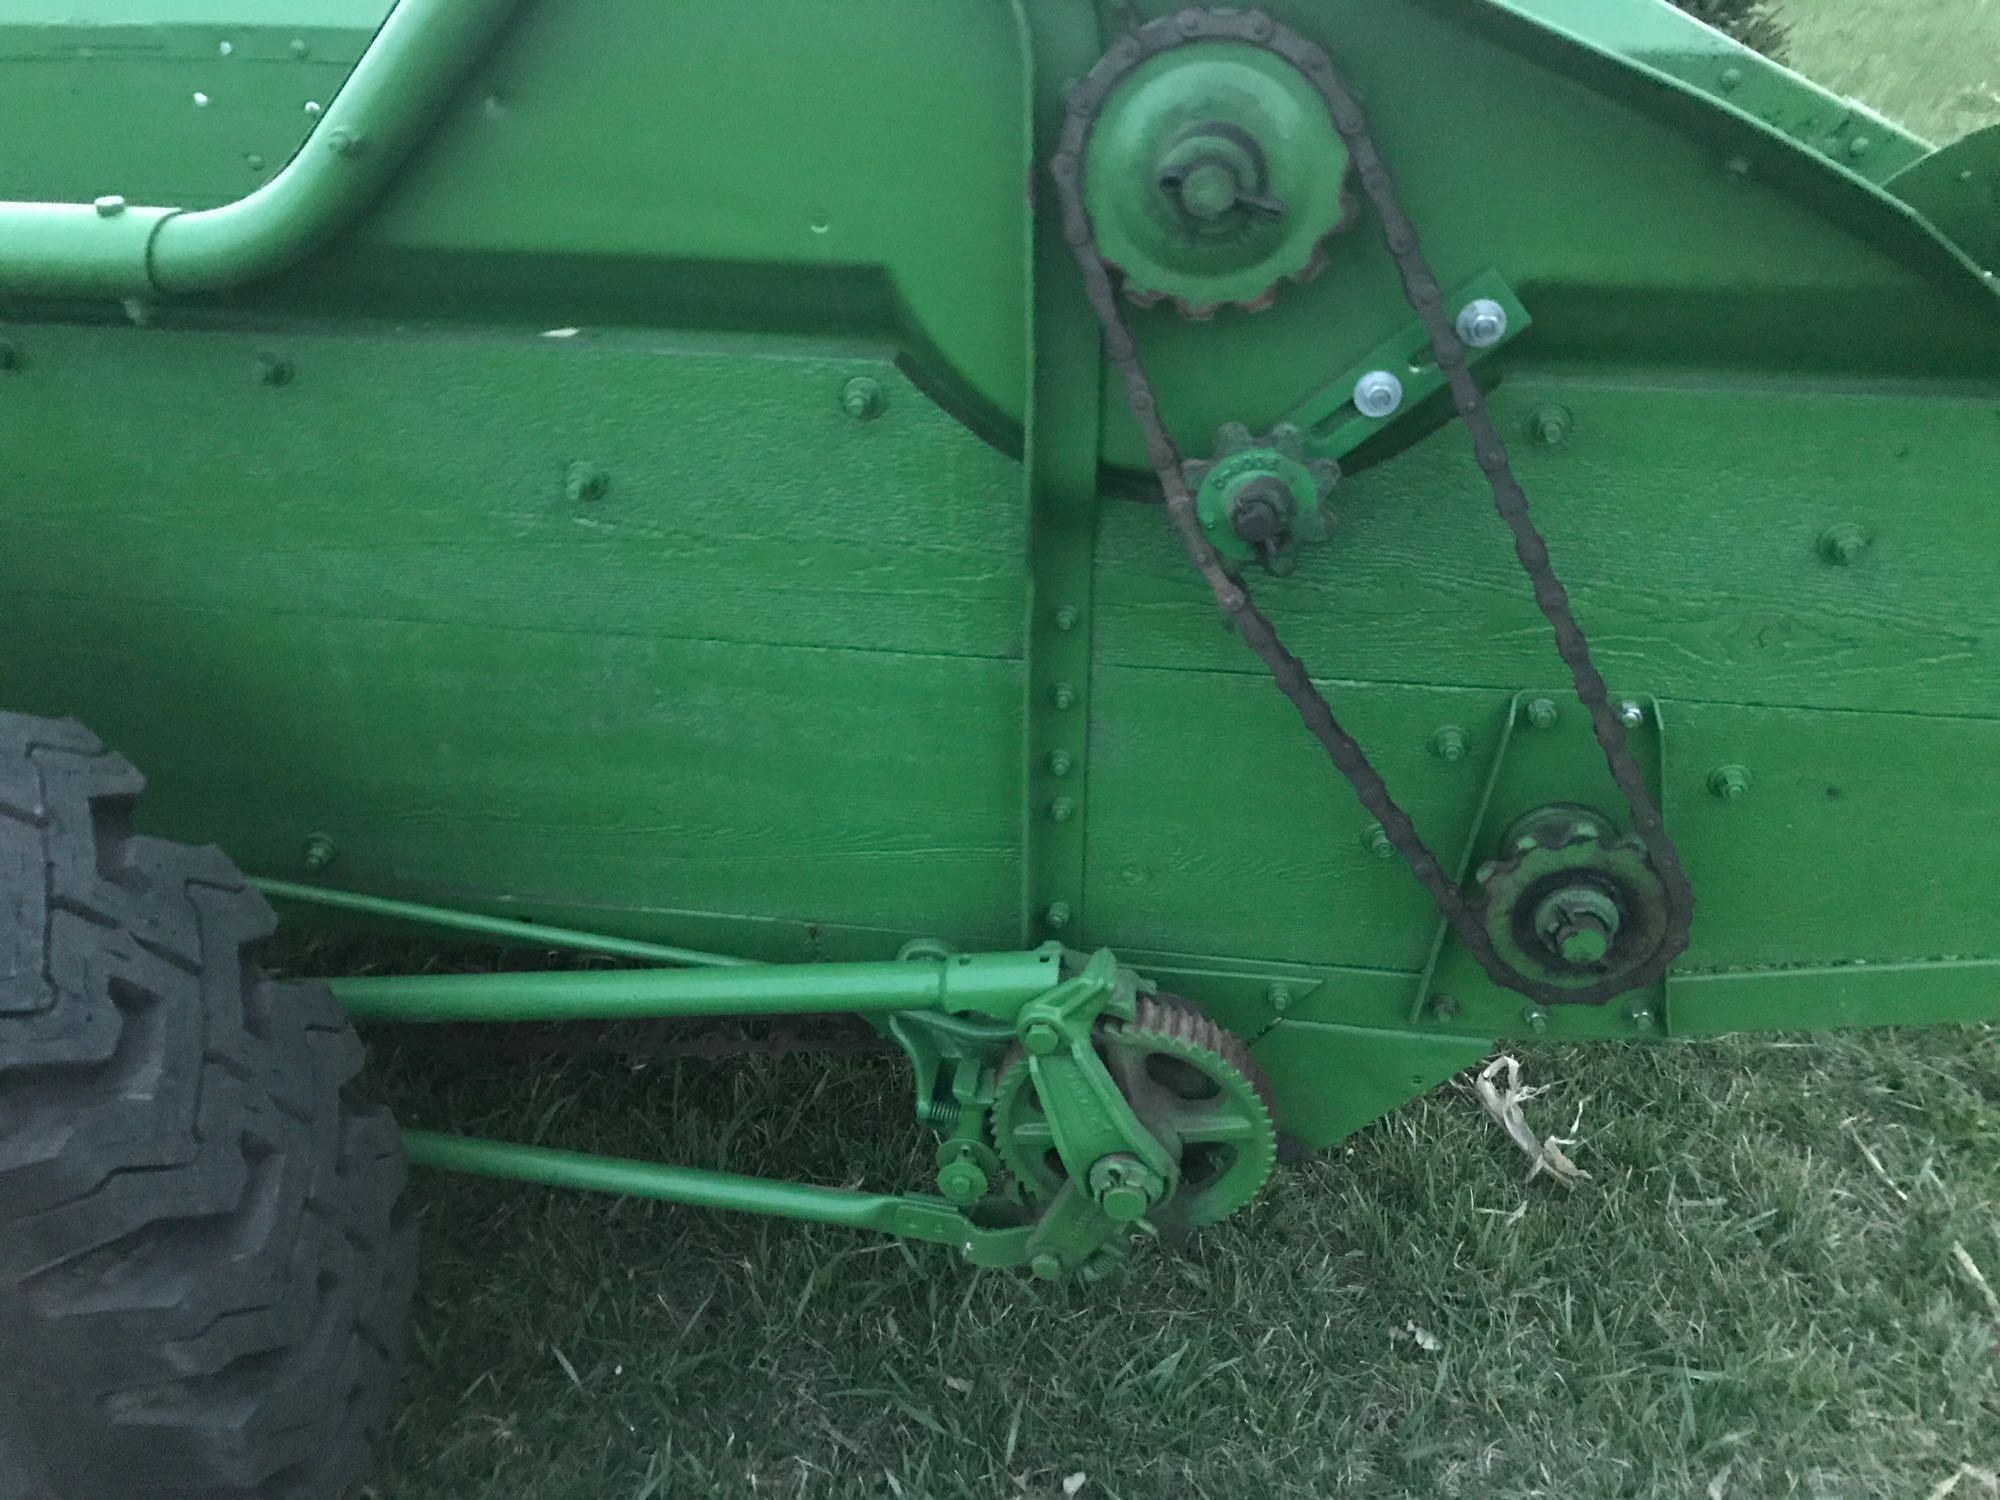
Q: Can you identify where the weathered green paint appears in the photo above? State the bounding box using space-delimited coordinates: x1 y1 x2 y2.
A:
2 0 1999 1198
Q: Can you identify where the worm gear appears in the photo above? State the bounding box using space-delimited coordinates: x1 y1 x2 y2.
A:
991 996 1277 1235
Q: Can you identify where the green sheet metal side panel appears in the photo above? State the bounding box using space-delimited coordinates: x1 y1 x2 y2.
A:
0 324 1026 955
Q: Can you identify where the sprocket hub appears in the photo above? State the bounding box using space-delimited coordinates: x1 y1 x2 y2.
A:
1182 421 1338 573
992 997 1277 1234
1082 39 1355 316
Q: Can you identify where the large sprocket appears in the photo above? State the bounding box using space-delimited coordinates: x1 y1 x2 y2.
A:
992 996 1277 1235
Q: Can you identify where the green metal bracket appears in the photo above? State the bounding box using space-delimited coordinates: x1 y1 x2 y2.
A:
1412 689 1670 1041
1282 269 1531 462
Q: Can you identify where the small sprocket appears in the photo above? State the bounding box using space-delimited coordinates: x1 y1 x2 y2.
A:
991 996 1277 1234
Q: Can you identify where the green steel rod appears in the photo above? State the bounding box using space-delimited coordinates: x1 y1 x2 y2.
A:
401 1130 1032 1265
330 948 1057 1024
255 876 749 968
0 0 523 298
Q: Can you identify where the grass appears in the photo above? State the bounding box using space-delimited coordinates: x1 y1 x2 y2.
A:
1779 0 2000 142
350 10 2000 1497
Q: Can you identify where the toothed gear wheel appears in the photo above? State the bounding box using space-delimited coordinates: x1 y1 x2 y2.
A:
1182 421 1339 572
1081 38 1355 317
991 996 1277 1234
1474 805 1674 996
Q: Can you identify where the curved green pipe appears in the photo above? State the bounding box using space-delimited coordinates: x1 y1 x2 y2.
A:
0 0 522 300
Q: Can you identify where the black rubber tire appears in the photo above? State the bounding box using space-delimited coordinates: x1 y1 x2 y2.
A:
0 712 415 1499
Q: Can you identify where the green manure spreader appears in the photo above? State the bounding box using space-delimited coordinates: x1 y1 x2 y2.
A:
2 1 1996 1493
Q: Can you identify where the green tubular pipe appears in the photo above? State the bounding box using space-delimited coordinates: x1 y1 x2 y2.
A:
254 877 750 968
401 1130 1032 1265
0 0 522 299
330 947 1061 1023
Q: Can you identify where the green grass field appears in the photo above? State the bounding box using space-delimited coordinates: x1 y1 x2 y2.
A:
362 8 2000 1497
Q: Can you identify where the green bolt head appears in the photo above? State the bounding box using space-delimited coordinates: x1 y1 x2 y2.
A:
1088 1154 1162 1223
841 376 884 421
1265 984 1293 1013
936 1159 988 1204
1431 725 1468 762
1029 1252 1065 1281
1043 901 1072 932
1818 525 1868 566
1053 604 1081 633
1362 824 1396 860
1708 765 1752 802
1047 797 1076 824
1429 993 1461 1021
563 462 608 504
1049 682 1077 711
1625 1000 1655 1032
1099 1183 1151 1223
1022 1020 1064 1057
302 833 337 872
1521 1006 1548 1034
1527 405 1573 449
1526 698 1559 730
1047 750 1074 778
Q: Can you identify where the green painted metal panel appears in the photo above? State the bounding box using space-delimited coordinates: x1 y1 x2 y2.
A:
1252 1021 1494 1149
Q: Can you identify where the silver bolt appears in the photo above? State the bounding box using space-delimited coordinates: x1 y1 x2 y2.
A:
92 195 127 219
1455 298 1509 349
1617 700 1645 729
1353 370 1404 420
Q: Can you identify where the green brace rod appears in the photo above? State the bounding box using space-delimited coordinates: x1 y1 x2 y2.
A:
0 0 523 299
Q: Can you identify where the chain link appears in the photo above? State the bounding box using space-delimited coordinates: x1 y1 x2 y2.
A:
1050 8 1693 1006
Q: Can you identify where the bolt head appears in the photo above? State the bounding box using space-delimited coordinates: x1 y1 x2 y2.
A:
93 195 127 219
1455 298 1508 350
255 353 293 387
1617 700 1645 729
1049 682 1076 710
1022 1021 1063 1057
1521 1006 1548 1034
1175 161 1241 221
1431 725 1468 762
1099 1183 1151 1223
1429 993 1461 1020
1527 405 1573 448
1819 525 1868 566
937 1160 987 1204
562 462 608 504
1047 750 1073 778
1708 765 1752 802
841 376 884 421
1047 797 1076 824
1053 604 1081 633
1043 901 1072 932
1526 698 1559 730
1362 824 1396 860
302 833 337 872
1266 984 1293 1012
1353 370 1404 420
1029 1252 1065 1281
1625 1001 1655 1031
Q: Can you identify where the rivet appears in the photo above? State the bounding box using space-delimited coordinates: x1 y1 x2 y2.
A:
841 376 884 421
254 353 293 387
1818 524 1868 565
1431 725 1468 762
1043 901 1073 932
1720 66 1744 91
245 152 266 172
1053 604 1081 633
1526 697 1559 729
1048 797 1076 823
1047 750 1073 778
1521 1006 1548 1034
1848 135 1872 160
563 462 608 504
325 127 367 158
93 195 127 219
302 833 337 872
218 40 234 57
1362 823 1396 860
1048 682 1076 710
1265 984 1293 1013
304 99 323 117
1708 765 1752 802
289 38 311 59
192 91 211 108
